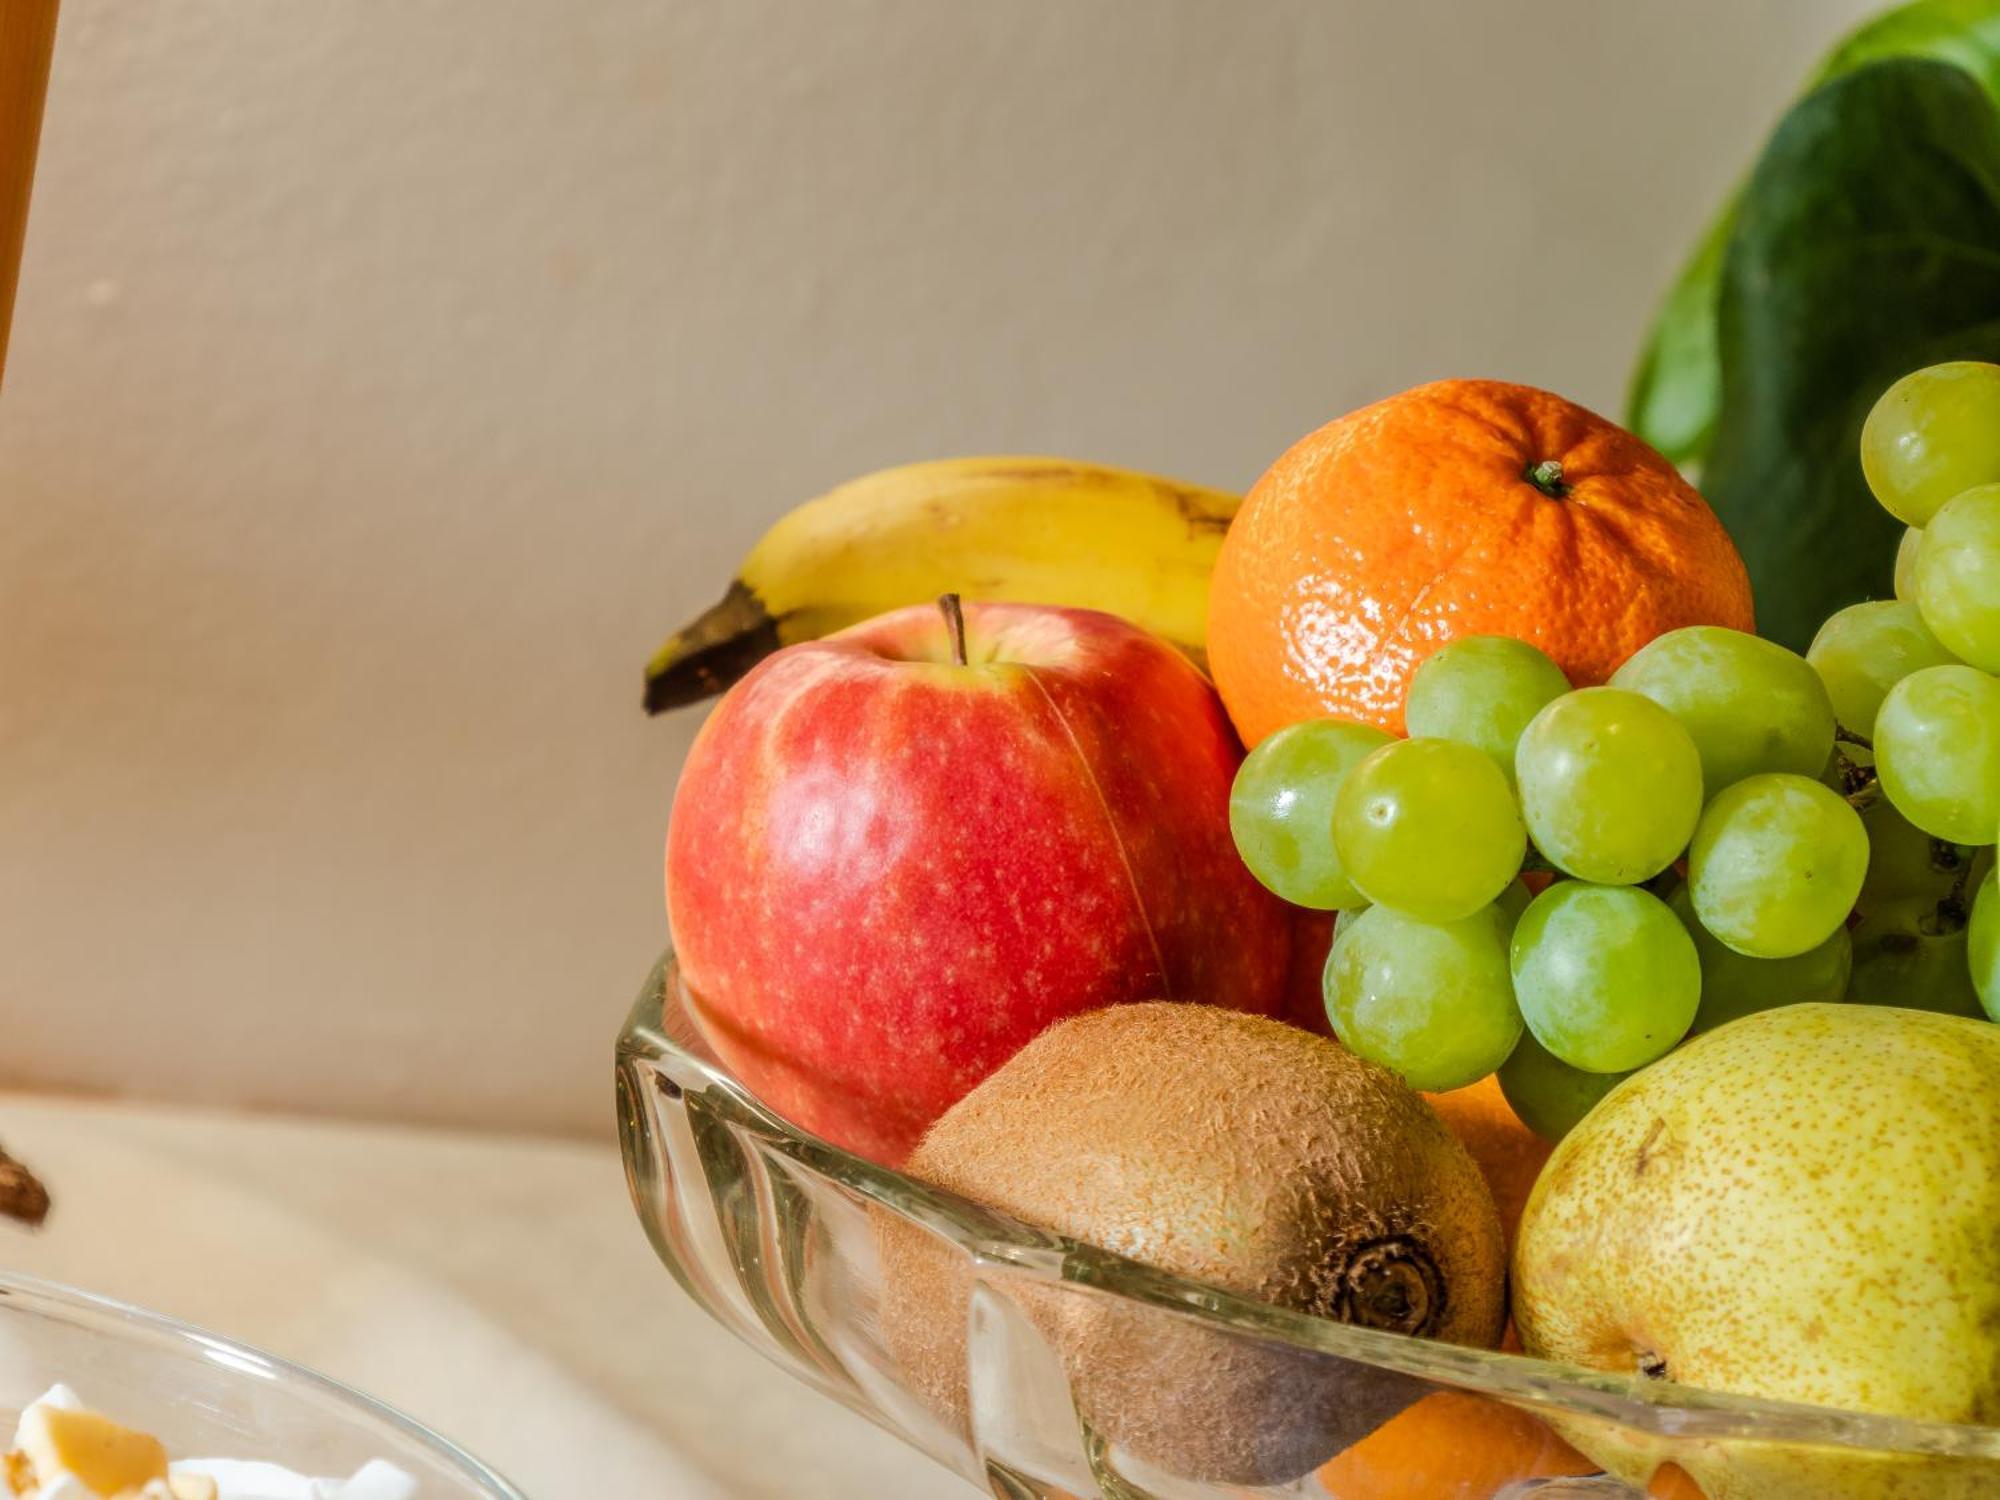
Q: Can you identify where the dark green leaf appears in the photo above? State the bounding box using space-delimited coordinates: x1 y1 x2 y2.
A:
1704 58 2000 649
1629 0 2000 470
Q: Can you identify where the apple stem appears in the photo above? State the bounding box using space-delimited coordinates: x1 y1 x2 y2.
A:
938 593 968 667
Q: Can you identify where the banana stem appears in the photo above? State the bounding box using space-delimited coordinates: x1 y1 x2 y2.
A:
642 581 782 714
938 593 968 667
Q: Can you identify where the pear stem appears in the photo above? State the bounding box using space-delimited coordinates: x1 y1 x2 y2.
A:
938 593 968 667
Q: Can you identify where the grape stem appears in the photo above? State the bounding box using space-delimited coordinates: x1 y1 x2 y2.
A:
1935 858 1978 935
1930 838 1969 877
1834 723 1874 751
1831 748 1880 810
1519 847 1558 876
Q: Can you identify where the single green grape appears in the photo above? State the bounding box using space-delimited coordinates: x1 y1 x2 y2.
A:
1860 361 2000 526
1323 902 1521 1092
1807 600 1958 741
1404 635 1570 786
1688 774 1869 959
1497 1029 1631 1143
1666 883 1851 1034
1509 882 1700 1072
1228 718 1393 908
1859 797 1985 905
1896 526 1924 601
1970 869 2000 1022
1611 625 1835 791
1514 687 1704 884
1848 894 1983 1017
1914 483 2000 674
1332 737 1525 922
1874 665 2000 846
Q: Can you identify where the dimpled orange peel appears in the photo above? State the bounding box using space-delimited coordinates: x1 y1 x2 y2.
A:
1207 380 1754 742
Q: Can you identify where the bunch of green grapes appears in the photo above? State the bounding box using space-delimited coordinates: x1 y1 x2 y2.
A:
1832 361 2000 1017
1229 622 1863 1134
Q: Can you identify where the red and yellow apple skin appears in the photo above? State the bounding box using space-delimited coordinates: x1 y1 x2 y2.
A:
665 601 1293 1164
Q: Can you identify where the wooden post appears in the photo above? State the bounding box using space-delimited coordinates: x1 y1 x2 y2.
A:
0 0 56 388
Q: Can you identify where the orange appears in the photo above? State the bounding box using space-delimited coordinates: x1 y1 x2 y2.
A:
1316 1390 1599 1497
1424 1073 1550 1250
1650 1464 1708 1498
1207 379 1755 742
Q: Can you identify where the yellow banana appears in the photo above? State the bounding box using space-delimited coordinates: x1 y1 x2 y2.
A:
644 456 1241 712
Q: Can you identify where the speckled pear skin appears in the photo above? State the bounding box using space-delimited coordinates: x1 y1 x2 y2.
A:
1514 1003 2000 1499
876 1002 1506 1486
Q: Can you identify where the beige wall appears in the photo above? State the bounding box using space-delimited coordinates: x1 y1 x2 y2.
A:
1 0 1875 1136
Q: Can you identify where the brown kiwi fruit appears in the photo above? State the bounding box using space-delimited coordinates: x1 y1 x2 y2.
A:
876 1002 1506 1486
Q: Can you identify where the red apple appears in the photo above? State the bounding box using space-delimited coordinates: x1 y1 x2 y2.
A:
1281 908 1337 1040
664 599 1292 1163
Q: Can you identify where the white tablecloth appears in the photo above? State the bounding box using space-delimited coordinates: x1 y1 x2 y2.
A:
0 1096 956 1498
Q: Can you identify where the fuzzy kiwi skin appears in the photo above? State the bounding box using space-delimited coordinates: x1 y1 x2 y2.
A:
876 1003 1507 1486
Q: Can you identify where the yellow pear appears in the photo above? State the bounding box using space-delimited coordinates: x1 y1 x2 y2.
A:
1514 1003 2000 1499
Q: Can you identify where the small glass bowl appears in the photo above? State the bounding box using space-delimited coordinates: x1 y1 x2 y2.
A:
618 948 2000 1499
0 1272 524 1497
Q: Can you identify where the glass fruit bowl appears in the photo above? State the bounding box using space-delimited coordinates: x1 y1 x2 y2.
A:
0 1272 525 1497
617 947 2000 1499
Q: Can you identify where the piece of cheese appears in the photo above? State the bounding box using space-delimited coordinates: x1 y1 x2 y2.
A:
15 1406 167 1496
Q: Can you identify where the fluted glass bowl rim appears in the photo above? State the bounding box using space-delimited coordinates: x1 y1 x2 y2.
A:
619 946 2000 1463
0 1270 528 1498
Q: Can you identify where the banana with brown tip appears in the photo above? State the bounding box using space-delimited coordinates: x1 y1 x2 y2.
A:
644 456 1240 712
